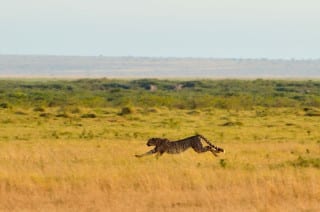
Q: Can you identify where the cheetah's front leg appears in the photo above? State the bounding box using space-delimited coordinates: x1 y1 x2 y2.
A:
135 148 157 158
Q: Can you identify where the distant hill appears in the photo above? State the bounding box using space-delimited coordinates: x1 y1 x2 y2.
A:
0 55 319 78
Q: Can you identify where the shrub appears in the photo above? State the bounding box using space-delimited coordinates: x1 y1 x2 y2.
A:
219 159 227 168
220 121 243 127
33 106 45 112
39 113 51 117
147 108 159 113
118 107 134 115
0 102 9 108
15 111 28 115
56 113 69 118
289 156 320 168
81 113 97 118
304 108 320 116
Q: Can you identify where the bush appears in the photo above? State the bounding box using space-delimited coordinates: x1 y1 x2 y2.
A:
81 113 97 118
39 113 51 117
15 111 28 115
118 107 134 115
33 106 45 112
0 102 9 108
147 108 159 113
304 108 320 116
56 113 69 118
220 121 243 127
289 156 320 168
1 79 320 109
219 159 227 168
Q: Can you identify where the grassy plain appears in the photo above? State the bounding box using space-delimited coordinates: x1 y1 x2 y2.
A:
0 79 320 211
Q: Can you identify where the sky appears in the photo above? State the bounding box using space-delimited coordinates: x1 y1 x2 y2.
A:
1 0 320 59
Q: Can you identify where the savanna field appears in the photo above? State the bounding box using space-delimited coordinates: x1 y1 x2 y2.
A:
0 79 320 211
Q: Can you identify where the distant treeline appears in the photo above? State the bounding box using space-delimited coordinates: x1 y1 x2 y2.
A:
0 79 319 109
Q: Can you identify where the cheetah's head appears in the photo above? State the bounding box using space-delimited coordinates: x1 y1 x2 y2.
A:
147 138 168 146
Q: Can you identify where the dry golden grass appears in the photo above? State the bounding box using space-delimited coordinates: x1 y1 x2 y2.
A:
0 107 319 211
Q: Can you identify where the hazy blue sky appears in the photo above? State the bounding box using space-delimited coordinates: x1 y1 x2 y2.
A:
1 0 319 58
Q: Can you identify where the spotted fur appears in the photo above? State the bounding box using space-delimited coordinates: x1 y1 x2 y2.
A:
135 134 224 158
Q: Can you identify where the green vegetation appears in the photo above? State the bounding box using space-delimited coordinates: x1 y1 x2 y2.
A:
0 79 319 109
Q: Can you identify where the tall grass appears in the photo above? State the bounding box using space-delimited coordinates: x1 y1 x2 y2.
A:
0 105 319 211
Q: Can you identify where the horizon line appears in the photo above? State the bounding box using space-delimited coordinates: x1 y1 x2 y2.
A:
1 54 320 61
